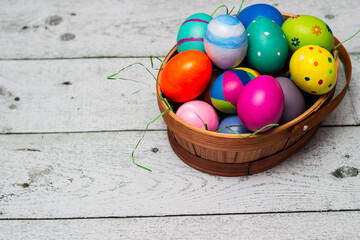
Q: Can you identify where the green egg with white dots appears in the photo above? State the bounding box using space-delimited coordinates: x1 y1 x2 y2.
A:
246 17 289 74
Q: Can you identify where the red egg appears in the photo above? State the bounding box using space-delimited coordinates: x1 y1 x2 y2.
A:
160 50 212 102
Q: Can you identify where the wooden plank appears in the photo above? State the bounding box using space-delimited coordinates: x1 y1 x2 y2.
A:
1 55 358 134
322 53 360 125
0 58 166 133
0 126 359 218
1 211 359 239
0 0 359 59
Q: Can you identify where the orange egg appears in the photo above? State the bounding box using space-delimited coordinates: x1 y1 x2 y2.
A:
160 50 212 102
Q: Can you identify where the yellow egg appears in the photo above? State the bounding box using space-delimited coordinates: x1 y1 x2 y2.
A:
289 45 337 95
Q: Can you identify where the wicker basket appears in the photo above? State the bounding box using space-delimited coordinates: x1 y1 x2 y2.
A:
156 13 352 176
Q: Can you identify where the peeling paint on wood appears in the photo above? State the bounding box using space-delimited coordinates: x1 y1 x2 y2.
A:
332 166 359 178
0 0 359 238
60 33 76 41
45 15 63 26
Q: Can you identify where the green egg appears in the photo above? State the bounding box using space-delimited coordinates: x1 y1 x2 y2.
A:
246 17 289 75
282 15 334 52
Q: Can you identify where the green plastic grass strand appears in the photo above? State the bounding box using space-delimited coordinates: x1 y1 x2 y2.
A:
106 62 154 81
194 113 208 130
150 56 165 71
228 6 236 15
131 108 171 172
334 50 340 61
217 124 279 138
160 92 173 112
246 124 279 138
333 29 360 51
216 125 243 133
211 5 229 17
131 93 172 172
237 0 245 15
107 56 165 83
110 77 150 86
107 56 169 172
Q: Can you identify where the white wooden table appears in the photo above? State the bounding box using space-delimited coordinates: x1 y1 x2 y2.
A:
1 0 359 239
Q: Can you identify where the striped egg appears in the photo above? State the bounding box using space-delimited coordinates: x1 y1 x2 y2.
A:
210 67 260 113
204 14 248 69
177 13 213 53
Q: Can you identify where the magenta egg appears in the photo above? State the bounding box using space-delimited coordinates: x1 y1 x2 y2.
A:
176 100 219 131
237 75 284 132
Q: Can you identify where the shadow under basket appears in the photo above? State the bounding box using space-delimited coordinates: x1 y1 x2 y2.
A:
156 13 352 176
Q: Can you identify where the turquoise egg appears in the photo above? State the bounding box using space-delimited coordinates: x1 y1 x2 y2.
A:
177 13 213 53
246 17 289 74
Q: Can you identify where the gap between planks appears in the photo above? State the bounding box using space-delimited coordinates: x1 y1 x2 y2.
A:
1 208 359 221
0 52 359 61
0 56 167 61
0 125 359 136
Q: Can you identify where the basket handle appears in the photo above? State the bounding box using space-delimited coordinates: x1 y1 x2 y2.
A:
291 40 352 140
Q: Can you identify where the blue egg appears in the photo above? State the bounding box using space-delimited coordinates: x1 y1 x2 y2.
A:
218 115 250 134
237 3 284 28
204 14 248 69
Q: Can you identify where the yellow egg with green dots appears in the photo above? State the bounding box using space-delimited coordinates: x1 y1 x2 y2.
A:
289 45 337 95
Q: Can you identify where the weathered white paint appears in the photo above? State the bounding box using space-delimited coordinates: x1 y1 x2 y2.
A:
1 0 359 238
1 211 359 240
0 55 358 134
0 0 359 59
1 127 359 219
0 58 166 133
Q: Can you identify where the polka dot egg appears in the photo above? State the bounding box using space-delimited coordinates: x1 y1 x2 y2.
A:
290 45 337 95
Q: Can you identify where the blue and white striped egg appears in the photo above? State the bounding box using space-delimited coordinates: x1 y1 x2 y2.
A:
204 14 248 69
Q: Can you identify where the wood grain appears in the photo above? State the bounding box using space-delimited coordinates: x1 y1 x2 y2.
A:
0 55 358 134
0 58 165 133
1 1 359 238
0 0 359 59
1 127 359 219
1 211 359 240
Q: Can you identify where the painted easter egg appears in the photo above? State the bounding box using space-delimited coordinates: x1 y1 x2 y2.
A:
276 77 305 124
177 13 213 53
160 50 212 102
236 3 284 28
246 17 289 74
204 14 248 69
176 100 219 131
289 45 337 95
282 15 334 52
210 67 260 113
217 115 250 134
237 75 284 132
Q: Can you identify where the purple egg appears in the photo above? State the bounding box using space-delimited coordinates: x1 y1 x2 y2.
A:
276 77 305 124
217 115 250 134
237 75 284 132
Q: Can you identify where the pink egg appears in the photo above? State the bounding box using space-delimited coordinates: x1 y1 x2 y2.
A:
237 75 284 132
176 100 219 131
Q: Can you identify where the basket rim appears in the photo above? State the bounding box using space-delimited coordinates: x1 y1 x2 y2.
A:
156 12 344 150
